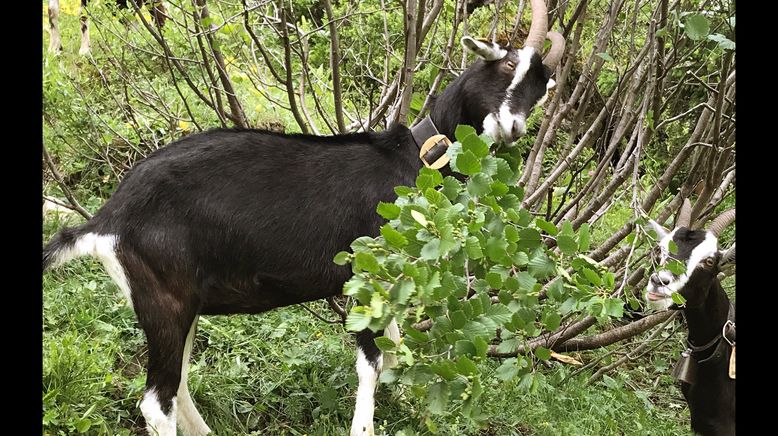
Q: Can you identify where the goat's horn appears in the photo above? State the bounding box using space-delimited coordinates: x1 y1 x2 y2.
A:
676 198 693 228
525 0 549 52
542 31 566 70
719 242 736 266
707 209 736 237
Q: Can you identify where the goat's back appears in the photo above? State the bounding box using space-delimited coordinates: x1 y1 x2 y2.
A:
57 125 422 312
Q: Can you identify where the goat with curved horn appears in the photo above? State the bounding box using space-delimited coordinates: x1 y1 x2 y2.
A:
524 0 549 51
543 31 566 70
456 0 567 144
708 209 736 237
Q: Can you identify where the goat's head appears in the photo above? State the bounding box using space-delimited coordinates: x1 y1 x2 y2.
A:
644 200 736 310
456 0 564 144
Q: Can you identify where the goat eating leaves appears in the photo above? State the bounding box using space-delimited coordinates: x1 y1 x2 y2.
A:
42 1 564 435
645 200 735 436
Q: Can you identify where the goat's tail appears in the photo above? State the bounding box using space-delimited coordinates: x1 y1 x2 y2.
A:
42 225 99 272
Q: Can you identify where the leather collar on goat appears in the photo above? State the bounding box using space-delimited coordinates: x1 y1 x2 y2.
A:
410 116 452 169
687 302 736 364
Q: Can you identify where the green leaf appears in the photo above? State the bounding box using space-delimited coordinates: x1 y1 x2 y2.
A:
490 180 509 196
486 236 509 262
395 186 413 196
528 253 555 279
515 272 537 292
455 125 477 142
416 173 434 191
431 360 458 381
578 223 590 252
707 33 735 50
411 210 429 227
421 239 442 260
666 259 686 275
596 52 615 63
75 418 92 433
486 271 503 289
462 133 489 159
462 320 490 340
582 268 602 286
535 218 558 236
381 224 408 248
450 310 467 329
684 14 710 40
672 292 687 306
466 236 484 259
441 176 461 200
427 382 450 415
345 307 372 331
517 228 542 251
495 358 519 381
535 346 551 361
455 340 477 356
605 298 624 318
456 150 481 176
333 251 351 266
456 356 478 375
375 336 397 352
486 304 512 324
355 252 380 274
557 234 577 256
390 279 415 305
377 202 401 219
467 173 492 197
543 312 562 330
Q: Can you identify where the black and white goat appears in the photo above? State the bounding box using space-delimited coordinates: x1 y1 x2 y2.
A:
646 200 736 436
42 1 564 434
48 0 167 55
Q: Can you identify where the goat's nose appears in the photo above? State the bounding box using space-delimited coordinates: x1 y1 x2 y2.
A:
650 273 669 287
511 119 525 140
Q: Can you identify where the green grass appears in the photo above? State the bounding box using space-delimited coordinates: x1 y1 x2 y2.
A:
43 216 694 436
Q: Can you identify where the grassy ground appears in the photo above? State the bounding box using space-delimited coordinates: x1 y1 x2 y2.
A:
43 214 694 436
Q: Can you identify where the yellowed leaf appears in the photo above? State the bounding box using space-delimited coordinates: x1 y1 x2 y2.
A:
550 351 582 366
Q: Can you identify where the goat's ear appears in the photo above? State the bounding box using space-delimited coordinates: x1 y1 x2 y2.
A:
647 219 670 239
461 36 507 61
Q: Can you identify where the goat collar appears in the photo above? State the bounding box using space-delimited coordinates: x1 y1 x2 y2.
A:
410 116 452 169
686 302 736 364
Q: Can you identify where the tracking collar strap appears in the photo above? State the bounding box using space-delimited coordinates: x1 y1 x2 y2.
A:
410 116 452 169
688 302 735 363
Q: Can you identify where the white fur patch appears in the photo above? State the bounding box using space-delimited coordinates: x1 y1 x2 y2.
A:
485 47 535 143
461 36 507 61
350 349 381 436
646 230 719 310
177 317 211 436
51 233 134 308
141 389 177 436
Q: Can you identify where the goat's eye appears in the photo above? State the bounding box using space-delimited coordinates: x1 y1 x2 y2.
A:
505 61 516 70
704 257 716 267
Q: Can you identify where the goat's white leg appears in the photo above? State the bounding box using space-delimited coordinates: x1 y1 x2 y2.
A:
78 1 90 56
140 389 177 436
350 347 381 436
177 316 212 436
48 0 62 53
